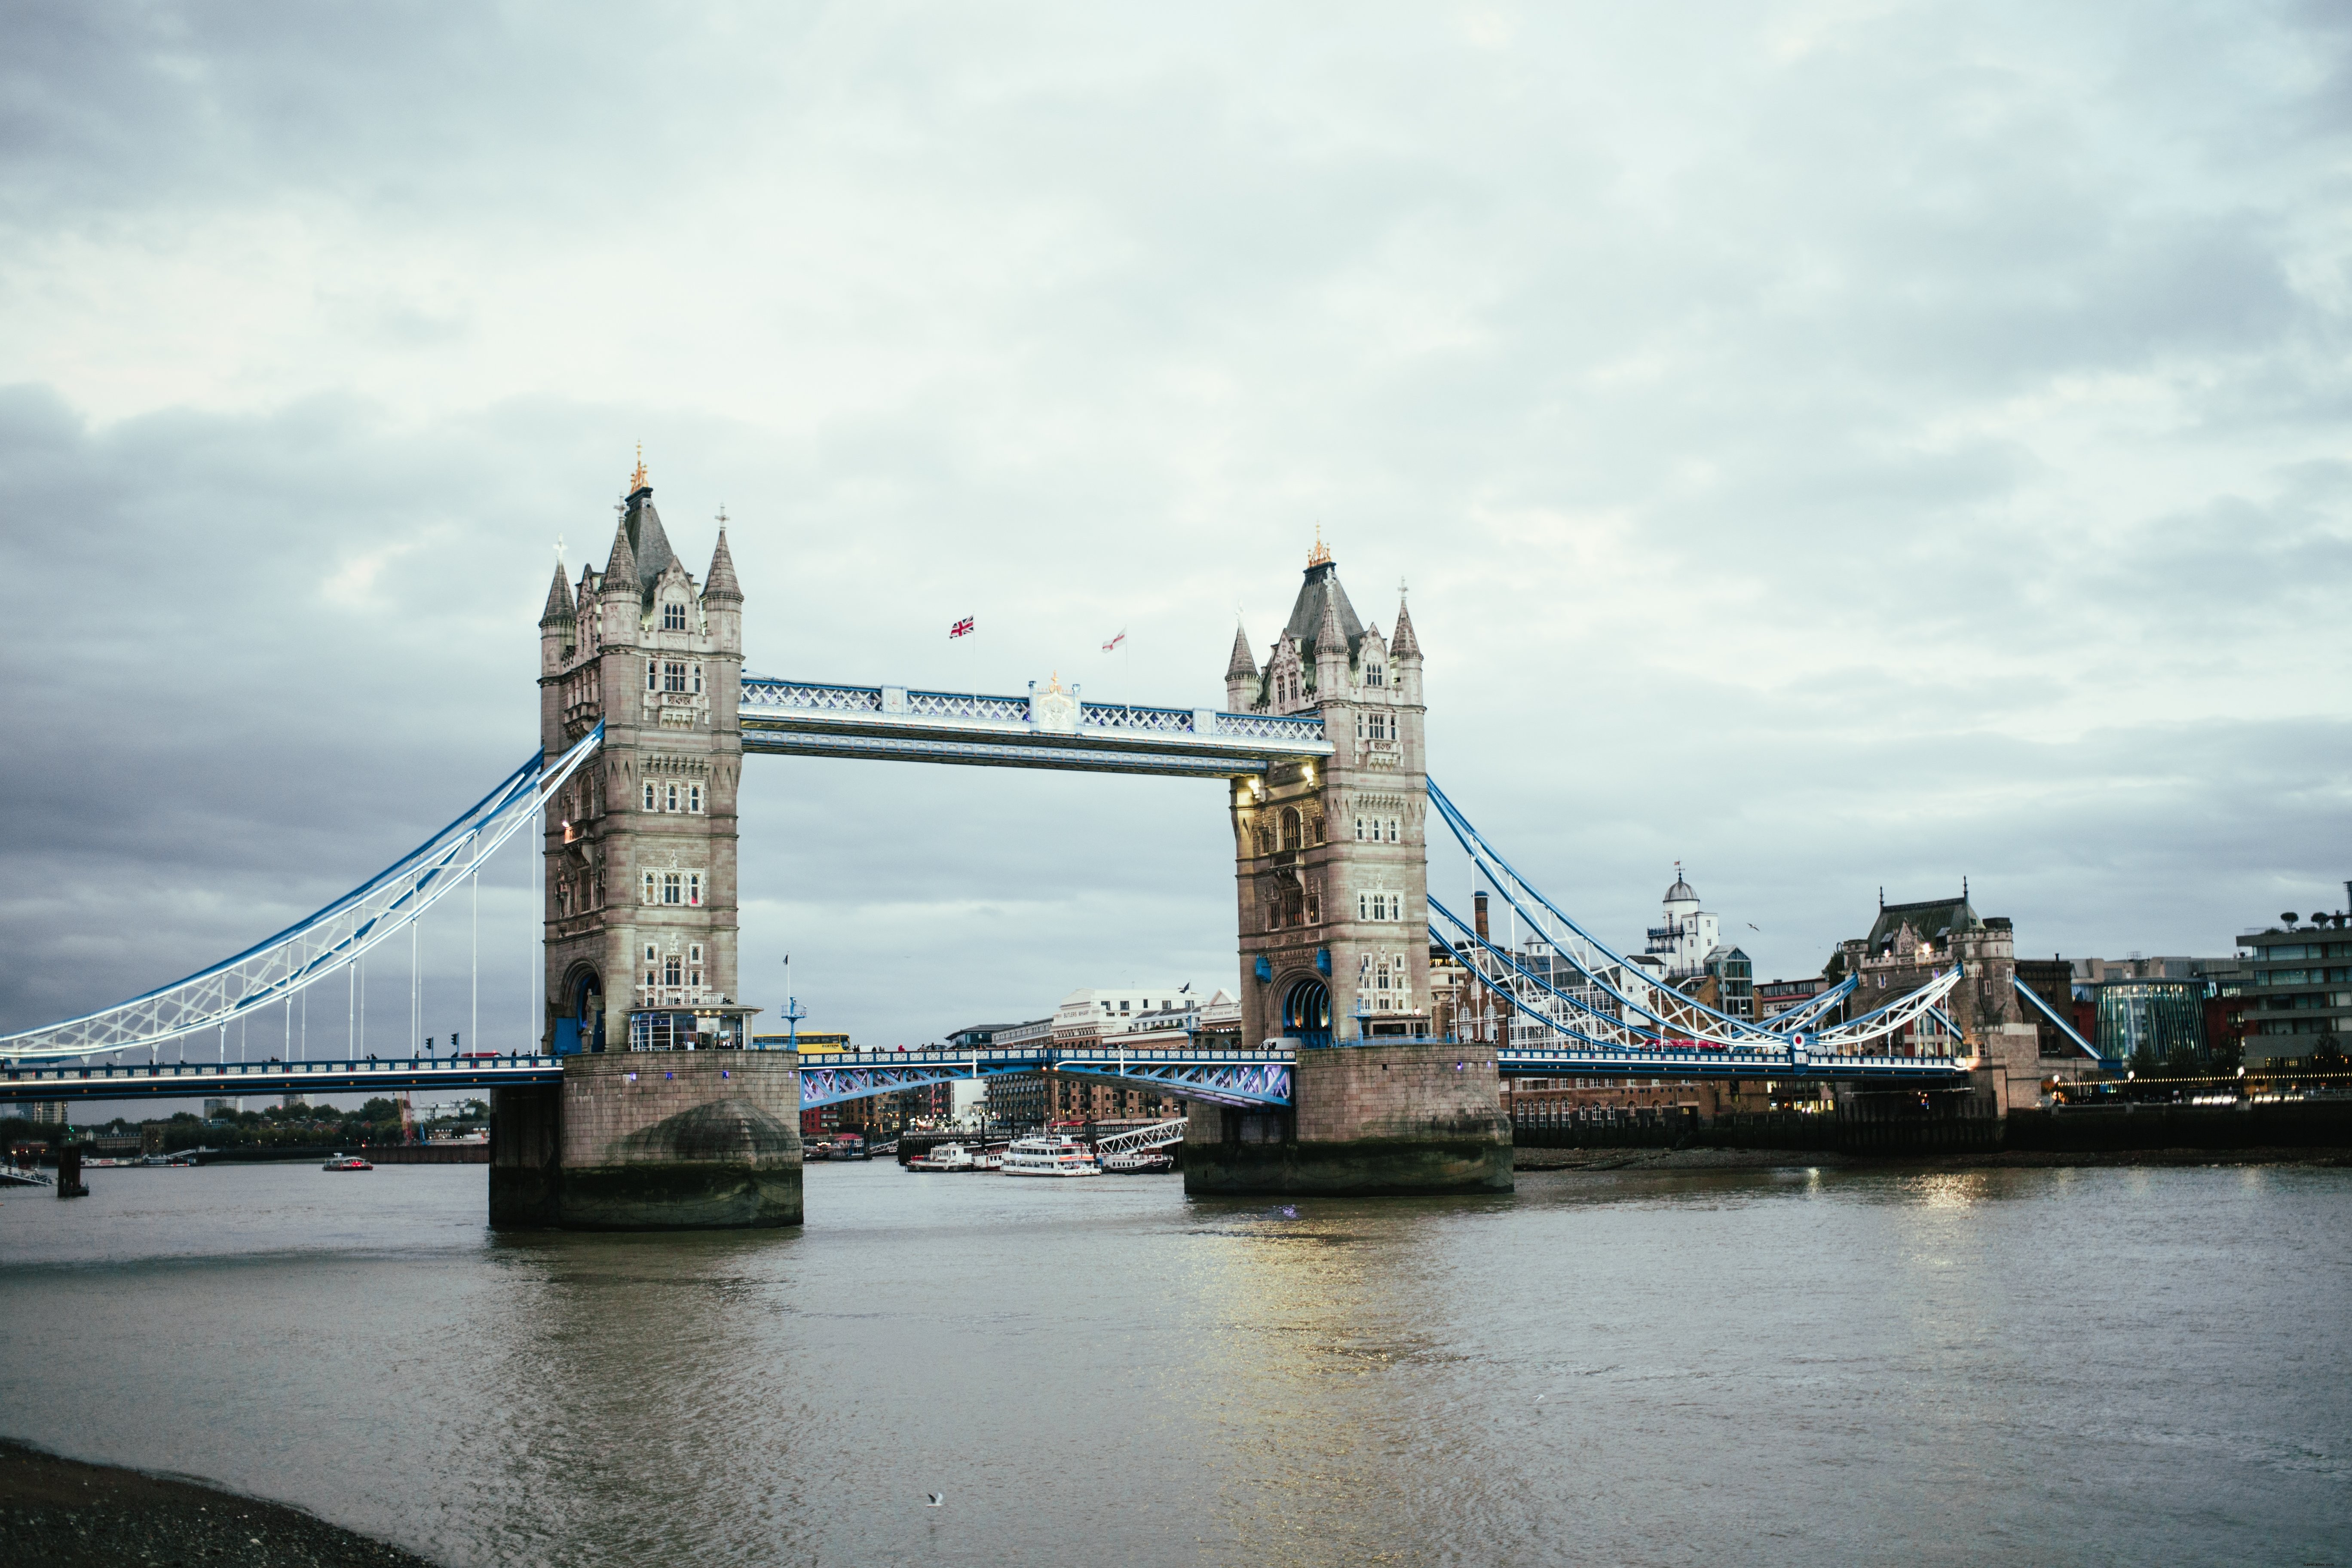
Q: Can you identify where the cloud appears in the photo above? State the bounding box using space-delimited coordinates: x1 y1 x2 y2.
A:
3 0 2350 1053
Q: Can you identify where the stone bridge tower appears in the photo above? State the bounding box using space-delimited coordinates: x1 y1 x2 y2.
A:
491 459 800 1231
1190 540 1510 1196
1225 541 1430 1048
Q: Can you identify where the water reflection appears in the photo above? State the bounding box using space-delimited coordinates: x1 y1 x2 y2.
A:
2 1161 2347 1568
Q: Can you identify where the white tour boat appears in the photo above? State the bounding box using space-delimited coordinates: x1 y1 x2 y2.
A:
999 1133 1102 1178
906 1142 979 1173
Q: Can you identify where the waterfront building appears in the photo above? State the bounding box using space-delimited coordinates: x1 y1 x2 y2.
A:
1645 867 1719 980
1756 976 1829 1020
2234 894 2352 1065
1827 888 2026 1054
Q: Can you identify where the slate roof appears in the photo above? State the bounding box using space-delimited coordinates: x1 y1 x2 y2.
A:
1283 561 1365 662
1866 896 1979 949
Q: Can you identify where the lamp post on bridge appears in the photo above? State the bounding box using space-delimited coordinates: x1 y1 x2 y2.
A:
780 955 805 1053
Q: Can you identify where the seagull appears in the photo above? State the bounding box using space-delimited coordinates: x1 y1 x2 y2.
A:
926 1494 944 1508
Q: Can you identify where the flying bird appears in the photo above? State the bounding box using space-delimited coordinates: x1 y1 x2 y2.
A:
926 1494 944 1508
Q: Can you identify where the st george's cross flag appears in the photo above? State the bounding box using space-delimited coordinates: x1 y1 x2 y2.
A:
949 616 975 639
1101 629 1126 652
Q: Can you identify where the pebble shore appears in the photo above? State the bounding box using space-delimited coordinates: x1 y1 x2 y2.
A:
0 1438 438 1568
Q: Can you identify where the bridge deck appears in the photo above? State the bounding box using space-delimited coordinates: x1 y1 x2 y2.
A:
4 1040 1972 1109
739 679 1333 777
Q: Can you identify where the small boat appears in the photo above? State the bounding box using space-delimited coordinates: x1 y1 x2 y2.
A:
1000 1133 1102 1178
322 1154 374 1171
906 1143 978 1172
1100 1149 1174 1173
972 1145 1005 1172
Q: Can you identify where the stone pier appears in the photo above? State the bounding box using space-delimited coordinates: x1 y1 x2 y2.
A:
1182 1040 1513 1196
490 1053 803 1230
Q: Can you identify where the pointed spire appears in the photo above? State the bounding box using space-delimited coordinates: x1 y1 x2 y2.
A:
1391 595 1421 659
539 563 575 626
1225 622 1258 681
1313 582 1345 661
703 524 743 603
604 511 638 597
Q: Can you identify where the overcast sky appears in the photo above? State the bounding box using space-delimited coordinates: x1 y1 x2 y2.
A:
4 0 2349 1069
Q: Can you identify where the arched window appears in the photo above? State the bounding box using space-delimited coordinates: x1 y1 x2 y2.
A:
688 783 703 812
643 782 657 811
1280 807 1301 851
663 954 683 986
665 782 680 812
663 600 687 632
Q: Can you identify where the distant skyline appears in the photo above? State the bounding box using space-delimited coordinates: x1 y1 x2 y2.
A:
5 1 2349 1069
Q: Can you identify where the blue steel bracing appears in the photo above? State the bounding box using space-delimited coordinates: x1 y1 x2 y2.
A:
1 725 606 1061
1427 901 1660 1051
1764 975 1857 1033
2009 974 2109 1065
1425 781 1781 1042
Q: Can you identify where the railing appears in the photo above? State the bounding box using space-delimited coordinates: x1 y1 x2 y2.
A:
1080 702 1196 733
740 680 883 712
1213 711 1325 741
908 689 1027 722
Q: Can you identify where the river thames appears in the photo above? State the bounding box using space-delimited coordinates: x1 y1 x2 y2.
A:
2 1159 2346 1567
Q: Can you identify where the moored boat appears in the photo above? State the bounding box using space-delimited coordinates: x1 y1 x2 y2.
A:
1000 1133 1102 1178
906 1142 979 1172
321 1153 374 1171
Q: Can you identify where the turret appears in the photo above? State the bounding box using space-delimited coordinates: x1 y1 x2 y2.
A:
1311 587 1349 699
701 523 743 657
539 562 576 674
1390 593 1423 705
1224 622 1259 712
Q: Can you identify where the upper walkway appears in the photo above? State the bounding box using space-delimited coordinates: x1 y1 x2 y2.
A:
739 677 1332 776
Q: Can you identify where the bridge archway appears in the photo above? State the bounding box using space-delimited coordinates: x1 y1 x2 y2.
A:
557 964 604 1055
1280 976 1332 1050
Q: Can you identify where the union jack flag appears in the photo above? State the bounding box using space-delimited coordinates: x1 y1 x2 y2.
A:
949 616 974 639
1101 629 1126 652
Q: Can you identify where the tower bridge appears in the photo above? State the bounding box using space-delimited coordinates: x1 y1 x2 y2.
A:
3 464 1991 1229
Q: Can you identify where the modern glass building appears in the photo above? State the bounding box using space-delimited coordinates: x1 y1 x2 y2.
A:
2093 980 2209 1069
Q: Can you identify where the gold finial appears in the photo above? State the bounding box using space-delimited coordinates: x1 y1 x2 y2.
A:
628 441 649 494
1307 522 1332 568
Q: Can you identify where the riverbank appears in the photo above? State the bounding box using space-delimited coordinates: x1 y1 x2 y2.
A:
0 1438 437 1568
1513 1145 2352 1171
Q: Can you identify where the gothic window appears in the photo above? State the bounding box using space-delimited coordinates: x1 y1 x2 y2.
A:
643 782 657 811
663 872 683 905
692 663 703 694
1369 664 1384 686
646 659 659 692
1310 815 1323 845
663 661 687 693
1387 818 1400 843
641 870 657 904
689 943 702 965
665 782 680 812
1358 891 1369 920
1355 816 1366 842
687 872 703 906
1280 808 1300 851
663 600 687 632
664 954 683 987
688 782 703 812
644 943 658 987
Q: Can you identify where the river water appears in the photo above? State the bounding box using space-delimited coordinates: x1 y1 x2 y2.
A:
2 1159 2346 1567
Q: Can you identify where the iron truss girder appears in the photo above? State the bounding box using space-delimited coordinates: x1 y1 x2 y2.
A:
1 1056 562 1102
793 1046 1296 1109
739 677 1331 778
